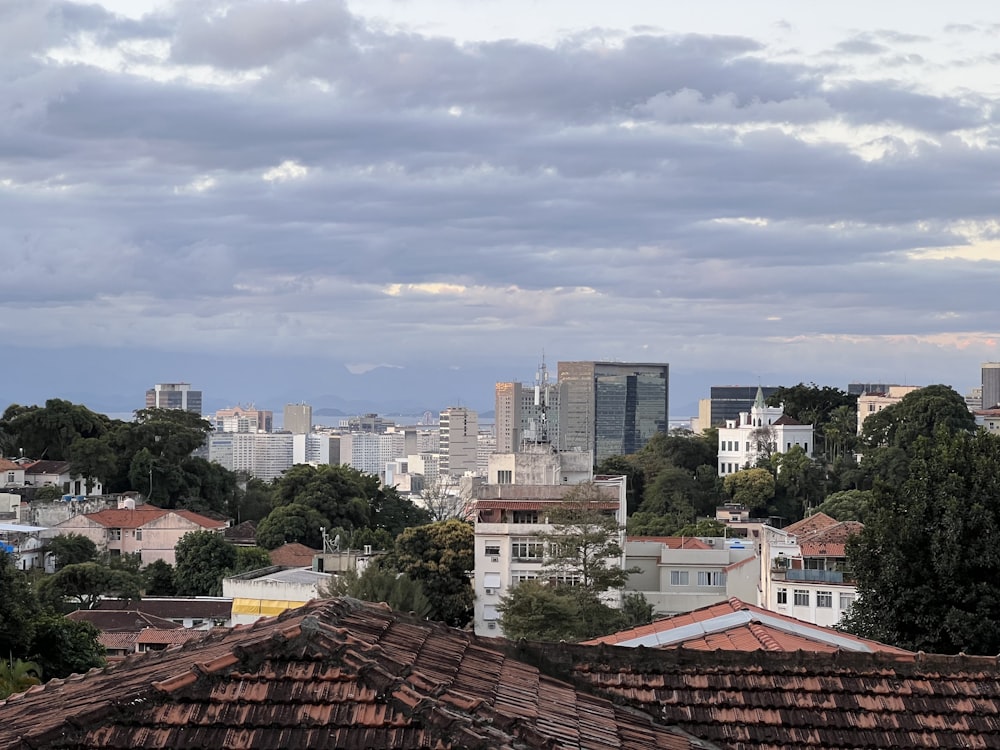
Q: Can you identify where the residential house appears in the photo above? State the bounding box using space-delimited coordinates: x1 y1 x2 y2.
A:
268 542 320 568
93 598 234 630
584 597 911 653
24 460 103 497
759 512 862 627
856 385 922 434
3 598 1000 750
0 459 25 489
45 502 227 565
716 386 814 475
624 536 759 616
66 609 199 662
472 474 627 637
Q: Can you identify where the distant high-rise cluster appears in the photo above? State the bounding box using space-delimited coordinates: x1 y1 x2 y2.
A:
145 383 202 414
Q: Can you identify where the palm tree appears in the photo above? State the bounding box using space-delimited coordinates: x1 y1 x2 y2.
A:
0 659 42 698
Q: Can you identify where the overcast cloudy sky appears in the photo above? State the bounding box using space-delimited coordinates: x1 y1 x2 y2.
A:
3 0 999 417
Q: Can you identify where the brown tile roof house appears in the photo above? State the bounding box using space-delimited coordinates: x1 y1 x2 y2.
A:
93 597 233 624
66 609 184 631
0 599 706 750
582 597 912 654
3 600 1000 749
268 541 320 567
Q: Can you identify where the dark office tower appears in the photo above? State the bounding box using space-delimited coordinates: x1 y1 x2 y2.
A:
145 383 202 414
557 361 668 462
709 385 780 427
983 363 1000 410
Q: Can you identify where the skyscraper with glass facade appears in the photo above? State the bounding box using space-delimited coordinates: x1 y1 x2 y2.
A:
556 361 669 462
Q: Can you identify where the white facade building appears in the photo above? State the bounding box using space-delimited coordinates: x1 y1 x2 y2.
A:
717 387 814 475
339 431 406 478
856 385 922 435
208 432 294 482
758 513 860 628
624 537 759 616
472 475 627 637
440 407 479 477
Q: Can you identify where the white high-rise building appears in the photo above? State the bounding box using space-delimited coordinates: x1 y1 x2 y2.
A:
208 432 293 482
439 407 478 477
339 431 406 478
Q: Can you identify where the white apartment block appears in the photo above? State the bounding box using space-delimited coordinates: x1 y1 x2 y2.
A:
440 407 478 477
717 387 813 475
476 430 496 476
292 433 339 466
213 405 273 433
624 537 759 616
487 446 593 486
208 432 294 482
856 385 922 435
339 431 406 479
758 513 859 628
472 475 627 637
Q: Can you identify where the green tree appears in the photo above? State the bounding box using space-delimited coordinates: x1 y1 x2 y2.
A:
325 566 433 618
1 399 110 461
0 660 42 699
37 562 141 610
389 519 474 627
27 614 105 679
769 446 823 521
723 468 775 511
843 428 1000 654
370 484 432 536
68 437 118 494
173 531 237 596
815 489 873 523
231 477 275 523
46 534 98 570
594 455 645 515
497 580 583 641
674 519 729 537
620 592 655 629
271 464 372 532
861 384 975 453
0 552 41 658
33 485 65 502
142 559 177 596
256 503 330 550
766 383 857 458
234 546 272 574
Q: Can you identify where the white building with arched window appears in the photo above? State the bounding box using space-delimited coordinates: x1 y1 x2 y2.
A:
717 387 814 475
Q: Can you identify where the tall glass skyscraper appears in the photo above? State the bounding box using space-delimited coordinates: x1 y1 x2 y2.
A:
557 361 669 462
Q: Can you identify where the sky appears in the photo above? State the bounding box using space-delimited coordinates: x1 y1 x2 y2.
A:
3 0 1000 418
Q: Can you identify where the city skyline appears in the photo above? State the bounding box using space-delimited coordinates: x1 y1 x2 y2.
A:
4 1 999 416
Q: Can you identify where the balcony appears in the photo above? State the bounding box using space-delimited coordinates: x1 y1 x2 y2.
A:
770 563 853 584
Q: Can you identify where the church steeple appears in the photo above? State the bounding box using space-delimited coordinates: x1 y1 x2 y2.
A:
753 385 767 410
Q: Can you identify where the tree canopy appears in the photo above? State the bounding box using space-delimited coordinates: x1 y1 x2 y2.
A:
173 530 238 596
843 428 1000 654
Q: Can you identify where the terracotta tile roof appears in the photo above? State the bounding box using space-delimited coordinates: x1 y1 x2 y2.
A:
799 520 864 557
67 610 184 631
0 599 707 750
82 506 225 530
523 642 1000 750
627 536 714 549
0 459 20 472
268 542 320 567
772 414 803 425
24 460 72 475
223 519 257 544
97 631 139 652
93 598 233 620
136 629 202 645
582 598 911 655
782 512 838 537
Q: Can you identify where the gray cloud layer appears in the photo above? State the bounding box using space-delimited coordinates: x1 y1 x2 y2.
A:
2 0 998 405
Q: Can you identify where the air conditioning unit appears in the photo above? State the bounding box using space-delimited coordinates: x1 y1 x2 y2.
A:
487 622 497 630
490 556 500 563
485 588 496 595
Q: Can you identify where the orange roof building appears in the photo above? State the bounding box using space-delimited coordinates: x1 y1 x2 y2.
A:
47 504 227 566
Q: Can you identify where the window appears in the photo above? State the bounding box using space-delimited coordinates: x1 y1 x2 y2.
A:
511 510 539 524
697 571 726 587
135 528 143 541
484 542 500 556
511 537 543 561
776 587 787 605
511 570 537 584
6 472 13 483
817 591 833 608
552 573 581 587
839 592 856 610
108 528 122 541
794 589 810 606
497 470 512 484
482 604 499 621
483 572 502 591
670 570 689 586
